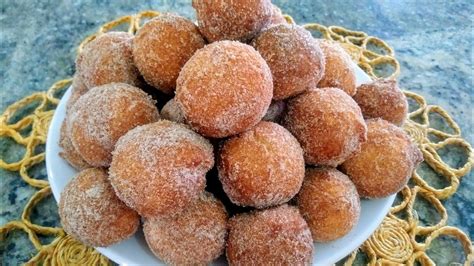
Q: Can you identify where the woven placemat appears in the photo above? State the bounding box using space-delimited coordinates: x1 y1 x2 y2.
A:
0 10 473 266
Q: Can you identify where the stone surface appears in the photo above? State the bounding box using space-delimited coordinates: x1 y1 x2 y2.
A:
0 0 472 265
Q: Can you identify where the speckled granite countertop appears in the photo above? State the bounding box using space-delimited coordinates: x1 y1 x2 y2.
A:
1 0 472 265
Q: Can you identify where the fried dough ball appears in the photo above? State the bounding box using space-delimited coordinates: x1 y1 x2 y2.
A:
176 41 273 138
218 121 305 208
226 204 313 265
59 168 140 247
193 0 272 42
262 100 286 122
353 79 408 126
59 119 90 170
297 168 360 242
252 24 325 100
143 192 228 266
283 88 367 166
76 32 140 88
317 40 357 96
109 120 214 218
65 75 88 115
341 119 423 198
161 98 185 124
133 14 206 94
68 83 159 167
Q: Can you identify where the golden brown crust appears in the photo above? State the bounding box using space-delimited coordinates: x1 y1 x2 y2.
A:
193 0 273 42
252 24 325 100
317 40 357 96
353 79 408 126
226 204 313 265
58 119 90 170
59 168 140 247
218 121 305 208
143 192 228 266
341 118 423 198
76 32 141 89
176 41 273 138
133 14 206 94
297 167 360 242
109 120 214 218
68 83 159 167
283 88 367 166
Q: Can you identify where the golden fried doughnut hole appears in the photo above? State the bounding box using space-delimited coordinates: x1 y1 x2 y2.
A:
193 0 272 42
76 32 140 88
59 168 140 247
218 121 305 208
252 24 325 100
353 79 408 126
109 120 214 218
283 88 367 166
297 167 360 242
176 41 273 138
226 204 313 265
317 40 357 96
68 83 159 167
59 119 90 170
341 119 423 198
161 98 185 124
143 192 227 265
133 14 206 94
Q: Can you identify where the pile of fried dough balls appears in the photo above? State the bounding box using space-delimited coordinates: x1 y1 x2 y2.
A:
58 0 422 265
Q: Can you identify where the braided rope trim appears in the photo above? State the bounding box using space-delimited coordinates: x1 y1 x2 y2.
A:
0 10 472 266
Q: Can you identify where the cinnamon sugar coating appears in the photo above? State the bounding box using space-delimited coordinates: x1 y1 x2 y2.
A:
218 121 305 208
297 167 360 242
341 118 423 198
76 32 141 88
176 41 272 138
283 88 367 166
109 120 214 218
59 168 140 247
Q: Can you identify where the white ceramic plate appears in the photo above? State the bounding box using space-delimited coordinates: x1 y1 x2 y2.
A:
46 63 395 266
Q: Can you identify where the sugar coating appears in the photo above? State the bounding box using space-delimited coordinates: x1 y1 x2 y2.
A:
252 24 325 100
226 204 313 265
76 32 141 89
58 168 140 247
58 118 90 170
283 88 367 166
68 83 159 167
176 40 273 138
266 4 287 28
341 118 423 198
218 121 305 208
65 74 89 116
143 192 228 266
262 100 286 123
353 79 409 126
317 39 357 96
133 13 206 94
161 98 186 124
297 167 361 242
193 0 273 42
109 120 214 218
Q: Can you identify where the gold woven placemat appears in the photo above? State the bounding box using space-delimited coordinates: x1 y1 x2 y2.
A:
0 10 473 266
